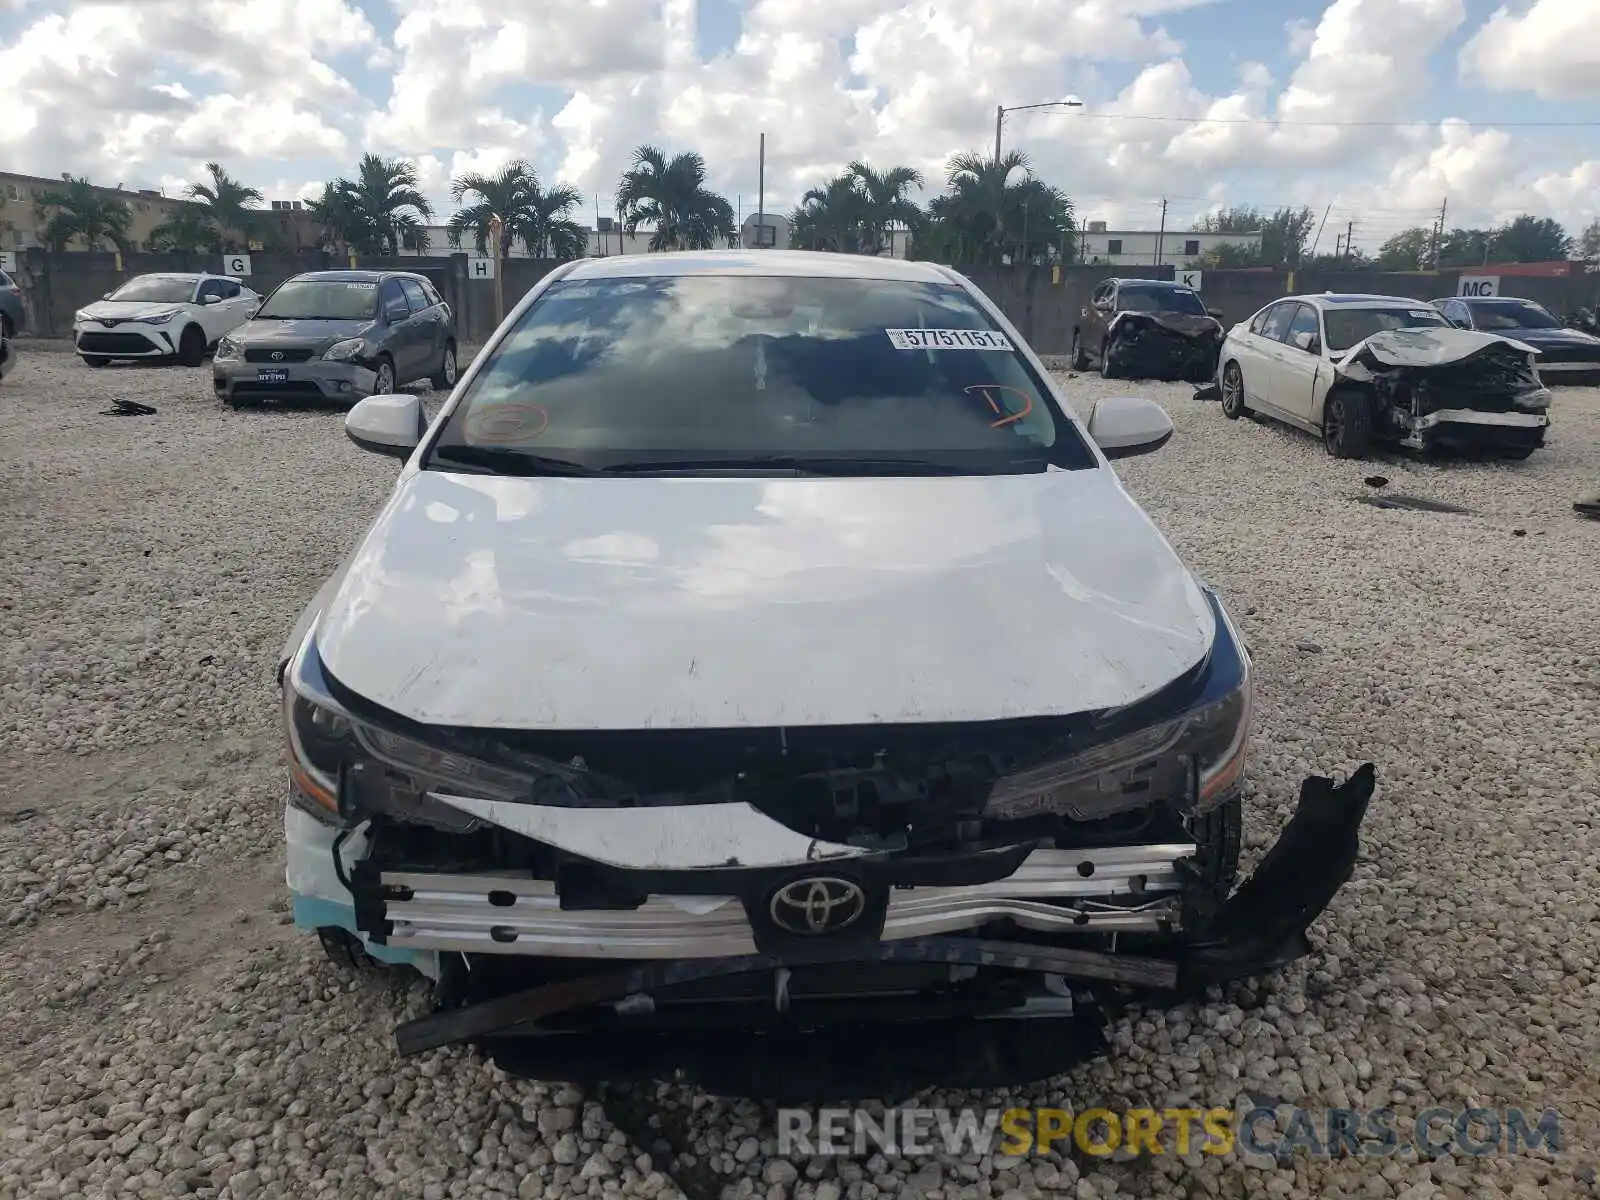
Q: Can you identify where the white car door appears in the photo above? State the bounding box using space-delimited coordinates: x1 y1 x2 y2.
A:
192 278 234 342
217 279 257 335
1239 301 1298 410
1275 302 1326 423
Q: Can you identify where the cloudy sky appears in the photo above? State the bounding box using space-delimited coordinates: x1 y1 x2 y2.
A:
1 0 1596 250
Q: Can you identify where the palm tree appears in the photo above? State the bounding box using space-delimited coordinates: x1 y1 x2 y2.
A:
336 154 434 256
918 151 1074 267
304 182 358 255
147 203 220 252
447 160 586 260
845 160 924 256
33 176 133 252
789 177 866 252
185 162 263 251
615 146 736 251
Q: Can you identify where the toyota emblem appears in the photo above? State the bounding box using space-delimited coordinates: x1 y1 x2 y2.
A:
270 351 284 361
769 877 867 936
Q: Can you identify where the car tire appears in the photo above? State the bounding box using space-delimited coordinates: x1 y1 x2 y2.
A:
1220 361 1249 419
316 927 400 979
1099 338 1118 379
1497 443 1538 461
372 355 396 395
1070 332 1089 372
430 341 458 391
0 314 13 341
1322 388 1372 459
177 325 207 367
82 355 109 368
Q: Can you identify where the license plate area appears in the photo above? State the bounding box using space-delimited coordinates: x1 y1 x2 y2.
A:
257 369 290 383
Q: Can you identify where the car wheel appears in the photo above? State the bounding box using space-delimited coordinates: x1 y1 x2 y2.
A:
82 355 109 368
316 927 400 979
1322 388 1372 459
0 314 13 340
177 325 207 367
372 356 396 395
1497 443 1538 461
1070 332 1089 372
430 342 458 390
1220 361 1249 420
1099 338 1118 379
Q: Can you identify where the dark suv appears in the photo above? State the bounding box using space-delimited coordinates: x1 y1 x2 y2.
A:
212 270 458 407
1072 278 1225 382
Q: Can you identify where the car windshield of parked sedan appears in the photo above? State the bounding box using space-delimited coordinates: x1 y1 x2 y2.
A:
255 280 379 321
107 276 197 304
1322 306 1450 353
1467 300 1561 331
1119 285 1207 317
427 275 1095 475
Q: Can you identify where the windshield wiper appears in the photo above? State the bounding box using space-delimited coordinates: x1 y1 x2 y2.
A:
601 455 1037 476
428 445 600 476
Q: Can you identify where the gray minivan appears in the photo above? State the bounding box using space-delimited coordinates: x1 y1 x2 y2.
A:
213 269 457 407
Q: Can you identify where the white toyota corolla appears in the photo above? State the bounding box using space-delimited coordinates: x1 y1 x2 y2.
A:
277 251 1375 1092
73 272 260 367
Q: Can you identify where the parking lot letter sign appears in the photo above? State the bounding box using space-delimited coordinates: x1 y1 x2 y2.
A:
1458 275 1499 297
0 251 14 274
223 254 252 277
469 257 496 280
1179 270 1203 291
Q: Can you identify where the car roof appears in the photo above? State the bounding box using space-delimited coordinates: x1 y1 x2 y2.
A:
288 269 406 283
1291 293 1442 310
562 250 960 284
1452 295 1545 306
1109 278 1194 289
129 272 205 282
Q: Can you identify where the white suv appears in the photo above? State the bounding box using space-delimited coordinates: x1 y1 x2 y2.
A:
72 272 260 367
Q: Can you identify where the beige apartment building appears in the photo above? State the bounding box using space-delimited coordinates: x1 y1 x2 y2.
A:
0 169 320 252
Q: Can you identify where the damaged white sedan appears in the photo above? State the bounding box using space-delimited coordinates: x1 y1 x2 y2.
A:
1218 293 1552 460
277 251 1375 1094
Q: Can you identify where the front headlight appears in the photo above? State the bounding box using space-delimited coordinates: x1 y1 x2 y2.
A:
134 310 178 325
282 630 536 831
215 336 240 360
74 310 89 324
322 338 365 362
984 596 1252 821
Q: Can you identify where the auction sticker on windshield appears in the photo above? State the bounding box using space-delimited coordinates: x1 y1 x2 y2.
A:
886 328 1014 351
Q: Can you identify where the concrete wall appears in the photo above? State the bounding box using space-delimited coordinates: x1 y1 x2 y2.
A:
13 248 1600 354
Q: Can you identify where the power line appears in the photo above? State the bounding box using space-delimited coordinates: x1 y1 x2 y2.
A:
1046 112 1600 129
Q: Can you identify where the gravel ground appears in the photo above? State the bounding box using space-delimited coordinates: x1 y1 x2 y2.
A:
2 340 1599 1200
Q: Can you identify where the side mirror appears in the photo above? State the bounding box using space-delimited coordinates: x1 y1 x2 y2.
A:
202 294 222 305
1087 395 1174 460
1207 308 1224 320
1292 330 1320 354
103 292 112 300
346 393 424 459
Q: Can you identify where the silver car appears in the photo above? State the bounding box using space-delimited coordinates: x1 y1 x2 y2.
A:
213 269 457 407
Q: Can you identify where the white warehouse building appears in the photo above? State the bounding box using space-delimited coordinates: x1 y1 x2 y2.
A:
1076 222 1263 267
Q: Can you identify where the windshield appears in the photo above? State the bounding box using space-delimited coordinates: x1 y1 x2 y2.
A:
428 275 1094 475
1467 300 1560 331
1323 306 1449 353
256 279 378 321
1119 286 1207 317
107 277 196 304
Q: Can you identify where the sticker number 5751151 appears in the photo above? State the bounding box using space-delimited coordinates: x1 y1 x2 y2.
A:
886 328 1015 351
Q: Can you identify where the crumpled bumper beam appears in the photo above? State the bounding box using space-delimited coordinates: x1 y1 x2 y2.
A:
391 763 1377 1060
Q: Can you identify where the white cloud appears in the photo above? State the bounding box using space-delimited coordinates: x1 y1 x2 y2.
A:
0 0 1594 242
1459 0 1600 101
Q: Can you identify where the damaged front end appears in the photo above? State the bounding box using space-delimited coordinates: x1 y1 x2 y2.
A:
279 590 1377 1096
1336 328 1553 456
1105 312 1224 383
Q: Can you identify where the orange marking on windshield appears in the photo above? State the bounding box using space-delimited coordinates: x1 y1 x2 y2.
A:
966 384 1034 427
466 403 549 444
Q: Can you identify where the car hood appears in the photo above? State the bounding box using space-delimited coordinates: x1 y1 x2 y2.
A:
1109 310 1223 340
1333 326 1538 373
77 300 189 322
1491 326 1600 350
233 317 374 350
312 468 1217 731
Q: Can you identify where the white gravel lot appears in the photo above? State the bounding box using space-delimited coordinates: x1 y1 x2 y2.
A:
2 339 1598 1200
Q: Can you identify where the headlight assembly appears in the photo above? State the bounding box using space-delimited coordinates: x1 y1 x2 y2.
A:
322 338 365 362
134 310 178 325
984 594 1252 822
215 337 240 360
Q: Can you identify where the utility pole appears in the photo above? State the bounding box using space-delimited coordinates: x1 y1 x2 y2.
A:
994 105 1005 164
1154 197 1168 266
1429 197 1446 269
756 133 766 249
1344 220 1355 261
1335 232 1345 257
993 98 1084 162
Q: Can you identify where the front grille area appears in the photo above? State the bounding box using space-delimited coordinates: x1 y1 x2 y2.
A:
230 381 326 399
78 331 159 355
244 348 316 363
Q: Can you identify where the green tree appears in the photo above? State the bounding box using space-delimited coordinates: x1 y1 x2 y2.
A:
1376 226 1436 271
1437 227 1496 268
1490 214 1572 263
33 176 133 251
447 160 586 260
1580 217 1600 260
788 177 866 252
146 203 220 252
914 150 1073 267
615 146 736 251
305 182 359 255
844 160 924 256
1192 205 1317 267
334 154 434 256
185 163 262 251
